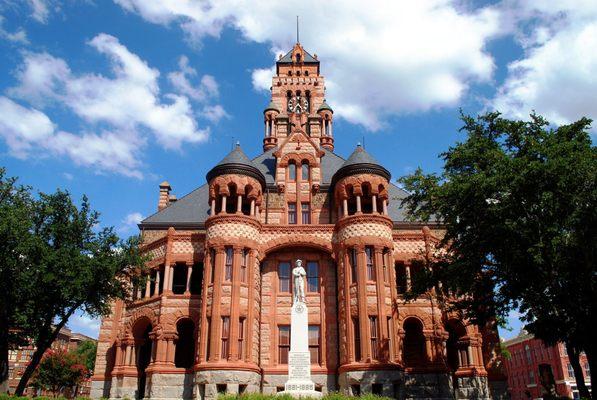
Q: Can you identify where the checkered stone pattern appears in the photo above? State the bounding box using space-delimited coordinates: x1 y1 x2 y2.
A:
206 221 259 241
394 239 426 254
147 244 166 259
172 240 204 254
259 228 333 245
335 222 392 243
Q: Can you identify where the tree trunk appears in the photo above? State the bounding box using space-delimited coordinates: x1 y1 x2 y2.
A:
585 344 597 400
566 342 591 399
0 328 8 394
14 307 77 396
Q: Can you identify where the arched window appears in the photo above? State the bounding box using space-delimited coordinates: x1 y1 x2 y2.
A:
402 318 426 367
445 319 468 371
288 162 296 181
295 53 301 63
301 162 309 180
296 70 301 76
175 319 195 368
304 70 309 76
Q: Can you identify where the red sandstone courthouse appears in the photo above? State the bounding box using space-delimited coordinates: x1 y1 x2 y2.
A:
92 43 507 400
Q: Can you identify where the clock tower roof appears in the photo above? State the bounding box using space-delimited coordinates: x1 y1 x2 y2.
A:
277 42 319 64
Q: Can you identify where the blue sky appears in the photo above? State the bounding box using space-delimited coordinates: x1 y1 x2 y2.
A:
1 1 595 339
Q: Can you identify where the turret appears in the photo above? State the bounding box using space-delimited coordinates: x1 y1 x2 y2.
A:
318 100 334 151
263 100 280 151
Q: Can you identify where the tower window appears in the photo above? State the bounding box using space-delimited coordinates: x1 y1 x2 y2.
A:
240 249 248 283
353 318 361 361
209 249 215 284
301 203 310 224
288 162 296 181
295 53 301 63
307 261 319 292
288 203 297 224
365 246 376 281
221 316 230 359
238 318 245 359
224 247 233 281
309 325 321 364
279 262 291 292
279 325 290 364
370 316 378 360
349 248 357 283
301 162 309 180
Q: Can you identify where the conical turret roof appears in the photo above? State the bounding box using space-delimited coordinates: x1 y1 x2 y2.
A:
264 99 280 113
317 99 333 113
206 143 265 186
332 144 391 184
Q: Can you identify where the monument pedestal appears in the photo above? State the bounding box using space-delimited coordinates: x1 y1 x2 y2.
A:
278 302 322 398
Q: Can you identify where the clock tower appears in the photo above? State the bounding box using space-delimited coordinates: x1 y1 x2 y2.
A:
263 42 334 152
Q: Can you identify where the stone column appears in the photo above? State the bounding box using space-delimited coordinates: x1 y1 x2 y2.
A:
209 248 225 361
373 248 386 360
372 195 377 213
237 194 242 214
222 195 227 214
250 199 255 216
211 199 216 216
185 262 193 294
343 199 348 216
383 199 388 215
245 251 257 363
154 268 160 294
356 195 362 213
163 264 171 294
405 264 412 291
356 247 371 361
145 277 151 298
229 247 242 361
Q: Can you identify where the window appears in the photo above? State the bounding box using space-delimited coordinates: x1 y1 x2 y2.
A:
288 162 296 181
306 261 319 292
8 351 16 361
240 249 248 283
301 203 311 224
353 318 361 361
525 345 532 363
370 316 378 360
387 317 393 359
206 318 211 360
383 250 390 283
279 325 290 364
279 262 291 292
309 325 320 364
584 363 590 376
224 247 233 281
238 318 245 359
529 371 535 384
288 203 297 224
365 246 376 280
210 249 216 283
568 363 575 378
301 162 309 180
349 248 357 283
396 262 407 294
221 317 230 359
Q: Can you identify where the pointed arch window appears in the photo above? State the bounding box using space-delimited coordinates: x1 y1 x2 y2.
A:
288 162 296 181
301 162 309 180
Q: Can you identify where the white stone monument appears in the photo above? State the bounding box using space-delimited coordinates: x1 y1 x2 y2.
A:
278 260 322 398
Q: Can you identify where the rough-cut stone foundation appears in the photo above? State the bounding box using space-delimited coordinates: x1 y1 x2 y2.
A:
90 379 111 399
112 376 138 400
339 370 404 398
489 380 509 400
194 370 261 400
453 376 491 400
147 373 194 400
403 373 452 400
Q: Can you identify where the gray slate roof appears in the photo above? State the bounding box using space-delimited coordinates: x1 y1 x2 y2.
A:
214 143 254 167
140 148 410 228
317 100 333 113
278 47 319 63
342 144 381 167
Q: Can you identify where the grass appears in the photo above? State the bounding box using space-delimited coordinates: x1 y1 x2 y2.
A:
218 393 392 400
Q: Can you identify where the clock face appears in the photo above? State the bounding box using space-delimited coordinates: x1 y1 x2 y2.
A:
287 96 309 114
295 304 305 313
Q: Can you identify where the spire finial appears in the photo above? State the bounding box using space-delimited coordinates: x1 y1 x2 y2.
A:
296 15 299 43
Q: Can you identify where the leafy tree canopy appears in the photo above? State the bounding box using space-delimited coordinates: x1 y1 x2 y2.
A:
398 112 596 390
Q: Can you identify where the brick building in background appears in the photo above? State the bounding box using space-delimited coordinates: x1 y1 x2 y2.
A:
8 327 96 396
91 41 508 400
504 330 591 399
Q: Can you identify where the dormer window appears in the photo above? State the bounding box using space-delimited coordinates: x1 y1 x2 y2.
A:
288 162 296 181
301 162 309 181
295 53 301 63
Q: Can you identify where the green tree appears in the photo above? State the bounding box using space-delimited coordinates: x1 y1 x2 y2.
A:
0 169 146 395
0 168 36 393
398 112 596 397
31 348 87 397
72 340 97 376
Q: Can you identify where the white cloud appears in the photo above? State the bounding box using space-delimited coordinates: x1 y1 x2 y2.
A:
119 212 144 233
490 1 597 127
0 96 55 158
113 0 502 130
168 55 220 101
11 34 210 150
0 15 28 44
28 0 50 23
0 96 144 178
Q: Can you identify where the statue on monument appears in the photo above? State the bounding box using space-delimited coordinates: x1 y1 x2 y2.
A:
292 259 306 304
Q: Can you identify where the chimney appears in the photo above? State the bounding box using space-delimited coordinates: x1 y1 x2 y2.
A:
158 181 172 211
169 194 177 203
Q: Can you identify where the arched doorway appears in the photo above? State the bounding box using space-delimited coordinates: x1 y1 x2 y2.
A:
260 245 337 378
132 318 153 400
402 317 426 367
175 319 196 368
445 319 468 372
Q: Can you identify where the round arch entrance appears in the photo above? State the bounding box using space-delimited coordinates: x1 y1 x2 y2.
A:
132 318 153 400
